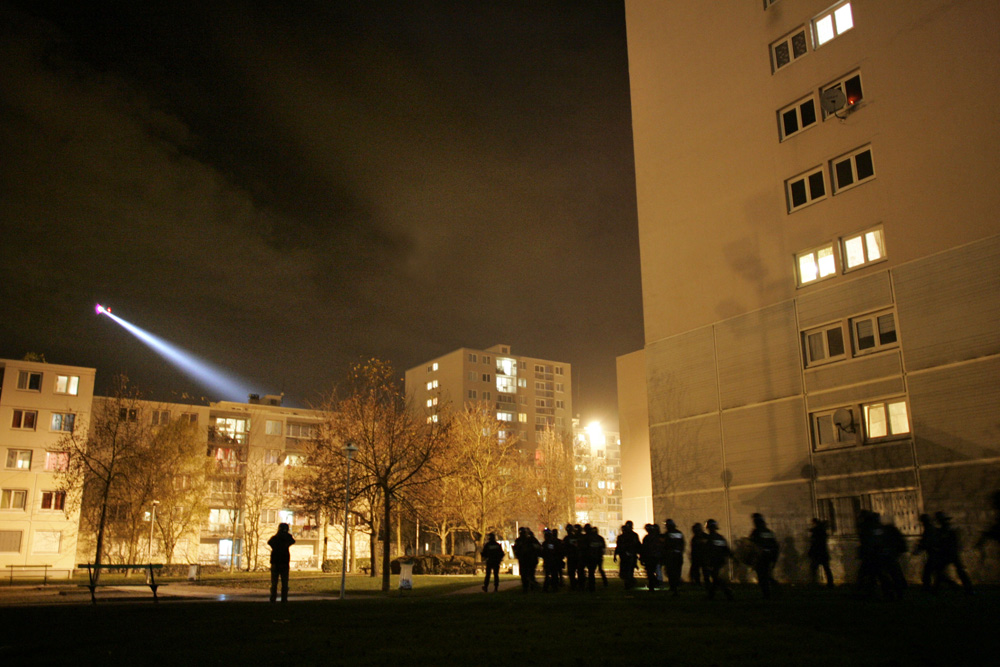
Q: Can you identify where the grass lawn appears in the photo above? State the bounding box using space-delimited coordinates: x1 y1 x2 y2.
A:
0 578 997 665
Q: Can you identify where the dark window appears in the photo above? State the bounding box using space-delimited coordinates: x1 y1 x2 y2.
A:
836 159 855 188
783 109 799 136
773 43 790 69
792 32 808 58
844 74 863 104
855 150 874 180
878 314 897 345
790 181 807 208
800 100 817 127
808 171 826 198
827 327 845 357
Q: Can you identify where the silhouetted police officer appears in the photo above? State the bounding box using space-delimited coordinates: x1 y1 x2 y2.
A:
542 528 564 592
640 523 663 592
513 527 541 592
584 524 607 591
564 524 582 591
749 513 780 599
614 521 641 590
808 518 834 588
481 532 505 592
689 522 709 586
935 512 973 594
704 519 734 601
662 519 685 596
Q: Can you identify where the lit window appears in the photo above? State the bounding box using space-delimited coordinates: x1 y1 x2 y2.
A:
284 453 306 466
6 450 32 470
803 323 846 366
1 489 28 510
45 452 69 471
11 410 37 431
821 71 864 119
852 310 898 354
518 413 527 423
54 375 80 395
796 244 837 286
863 399 910 441
265 449 281 464
16 371 42 392
842 227 885 271
40 491 66 510
832 145 875 193
786 166 827 212
265 420 283 436
771 26 809 72
497 412 514 422
50 413 75 433
432 363 438 371
814 2 853 47
778 94 818 141
496 376 515 393
286 423 315 439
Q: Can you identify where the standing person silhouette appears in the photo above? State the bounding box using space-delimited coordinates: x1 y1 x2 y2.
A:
268 523 296 603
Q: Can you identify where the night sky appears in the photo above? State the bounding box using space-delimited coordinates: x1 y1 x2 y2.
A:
0 1 643 427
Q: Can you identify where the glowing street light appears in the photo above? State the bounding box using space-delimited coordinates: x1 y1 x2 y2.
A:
339 442 358 600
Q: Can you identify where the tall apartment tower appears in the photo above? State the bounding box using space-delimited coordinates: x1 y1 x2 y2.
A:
405 344 573 451
619 0 1000 575
1 359 96 578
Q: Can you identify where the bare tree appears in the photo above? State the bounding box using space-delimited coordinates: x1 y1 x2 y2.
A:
534 426 575 529
58 375 149 580
451 401 526 552
146 416 212 564
241 454 283 570
331 359 450 591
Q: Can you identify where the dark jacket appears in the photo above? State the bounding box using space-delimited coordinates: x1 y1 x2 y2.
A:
268 530 296 566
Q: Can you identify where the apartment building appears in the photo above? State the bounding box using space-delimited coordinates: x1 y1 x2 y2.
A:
405 344 573 451
0 358 96 578
619 0 1000 578
571 420 623 541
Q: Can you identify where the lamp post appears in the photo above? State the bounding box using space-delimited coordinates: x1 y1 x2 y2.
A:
148 500 159 562
339 442 358 600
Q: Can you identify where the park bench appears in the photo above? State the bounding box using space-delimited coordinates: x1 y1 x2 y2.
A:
78 563 164 604
6 564 54 585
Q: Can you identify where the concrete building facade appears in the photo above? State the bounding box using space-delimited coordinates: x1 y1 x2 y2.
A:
619 0 1000 580
0 358 96 578
405 344 573 452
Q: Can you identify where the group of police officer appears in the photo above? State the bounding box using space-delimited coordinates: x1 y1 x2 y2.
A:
480 504 994 597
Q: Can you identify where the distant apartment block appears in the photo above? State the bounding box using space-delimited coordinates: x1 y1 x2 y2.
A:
0 358 96 579
571 419 622 541
405 344 573 452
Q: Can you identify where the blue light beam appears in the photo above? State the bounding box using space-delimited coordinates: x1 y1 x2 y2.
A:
96 304 257 401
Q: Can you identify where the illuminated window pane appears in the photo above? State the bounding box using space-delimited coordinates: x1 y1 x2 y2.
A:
799 254 818 283
865 231 884 261
817 246 836 277
865 404 887 438
844 235 865 268
815 15 835 45
834 5 854 33
888 401 909 435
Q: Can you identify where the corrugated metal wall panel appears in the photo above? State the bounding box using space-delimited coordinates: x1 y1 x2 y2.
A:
649 415 724 495
813 441 914 479
894 235 1000 371
806 377 906 411
652 489 728 534
797 271 893 329
804 351 903 394
721 398 810 487
716 301 803 409
815 470 917 497
909 355 1000 465
646 326 718 424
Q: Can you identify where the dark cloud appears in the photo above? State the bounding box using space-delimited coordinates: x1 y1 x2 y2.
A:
0 1 642 426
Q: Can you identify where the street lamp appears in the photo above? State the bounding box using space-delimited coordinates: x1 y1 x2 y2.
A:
339 442 358 600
